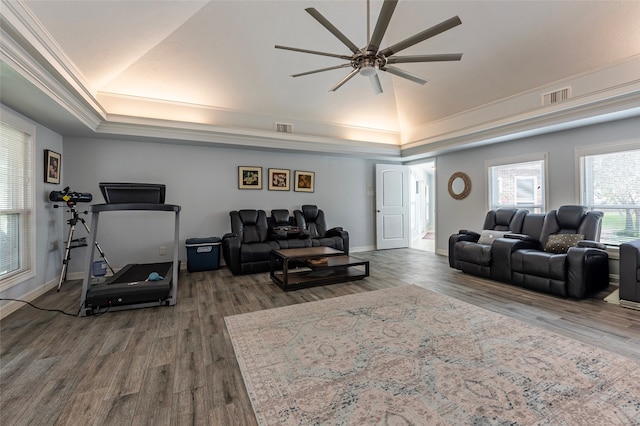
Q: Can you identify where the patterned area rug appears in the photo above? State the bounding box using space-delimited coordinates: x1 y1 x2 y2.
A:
225 285 640 425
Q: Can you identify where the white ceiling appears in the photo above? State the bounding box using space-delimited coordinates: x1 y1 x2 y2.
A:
2 0 640 158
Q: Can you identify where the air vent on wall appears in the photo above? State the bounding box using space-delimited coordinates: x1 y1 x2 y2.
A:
275 122 293 133
542 87 571 106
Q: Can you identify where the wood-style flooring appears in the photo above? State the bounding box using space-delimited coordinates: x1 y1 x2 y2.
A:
1 248 639 425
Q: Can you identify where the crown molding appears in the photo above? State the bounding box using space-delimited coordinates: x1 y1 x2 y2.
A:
0 0 104 128
400 86 640 162
96 115 403 160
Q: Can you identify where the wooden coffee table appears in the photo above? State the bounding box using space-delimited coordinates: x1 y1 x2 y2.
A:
270 247 369 291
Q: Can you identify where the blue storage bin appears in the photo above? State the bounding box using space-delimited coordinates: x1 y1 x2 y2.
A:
92 260 107 277
186 237 221 272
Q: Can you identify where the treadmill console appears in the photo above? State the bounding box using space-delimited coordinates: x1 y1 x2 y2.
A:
99 182 166 204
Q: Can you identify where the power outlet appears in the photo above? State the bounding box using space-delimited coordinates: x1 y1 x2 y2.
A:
159 246 166 256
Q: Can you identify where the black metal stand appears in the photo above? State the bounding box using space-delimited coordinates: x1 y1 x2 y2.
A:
56 205 114 291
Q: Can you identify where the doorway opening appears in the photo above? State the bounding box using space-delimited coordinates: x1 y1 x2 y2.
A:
409 161 436 252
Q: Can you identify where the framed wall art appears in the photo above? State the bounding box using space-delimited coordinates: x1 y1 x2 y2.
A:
268 168 290 191
294 170 315 193
44 149 61 184
238 166 262 189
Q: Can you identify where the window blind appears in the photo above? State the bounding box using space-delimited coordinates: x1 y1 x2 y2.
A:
0 121 33 280
580 148 640 245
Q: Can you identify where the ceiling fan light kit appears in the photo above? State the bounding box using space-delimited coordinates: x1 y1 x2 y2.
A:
276 0 463 94
359 65 377 77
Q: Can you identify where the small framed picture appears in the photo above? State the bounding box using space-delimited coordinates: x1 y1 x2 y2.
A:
44 149 61 184
294 170 315 193
268 168 290 191
238 166 262 189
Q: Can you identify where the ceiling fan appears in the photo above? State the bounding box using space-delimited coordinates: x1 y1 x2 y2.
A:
275 0 463 94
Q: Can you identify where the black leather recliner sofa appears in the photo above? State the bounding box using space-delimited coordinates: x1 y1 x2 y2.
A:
450 205 609 299
222 206 349 275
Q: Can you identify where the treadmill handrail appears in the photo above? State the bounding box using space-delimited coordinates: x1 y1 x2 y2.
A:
90 203 181 213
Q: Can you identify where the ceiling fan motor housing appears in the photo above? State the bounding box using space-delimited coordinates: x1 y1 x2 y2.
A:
354 52 387 75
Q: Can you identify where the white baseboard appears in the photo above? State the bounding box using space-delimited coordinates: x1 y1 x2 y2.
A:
351 245 376 253
620 299 640 311
0 278 59 320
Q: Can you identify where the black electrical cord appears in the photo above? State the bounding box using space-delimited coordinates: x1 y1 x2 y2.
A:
0 298 81 317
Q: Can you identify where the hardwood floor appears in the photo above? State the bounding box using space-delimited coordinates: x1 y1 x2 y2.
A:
2 248 639 425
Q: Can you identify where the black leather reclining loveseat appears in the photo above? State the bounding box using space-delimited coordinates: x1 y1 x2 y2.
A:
222 205 349 275
449 205 609 299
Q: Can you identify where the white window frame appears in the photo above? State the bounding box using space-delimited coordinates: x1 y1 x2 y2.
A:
486 152 548 213
575 140 640 247
1 109 36 290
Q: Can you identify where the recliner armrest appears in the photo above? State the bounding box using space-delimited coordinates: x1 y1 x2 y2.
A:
449 232 482 269
458 229 480 238
504 233 540 244
326 227 349 253
577 240 606 250
566 246 609 298
327 227 347 238
221 234 241 275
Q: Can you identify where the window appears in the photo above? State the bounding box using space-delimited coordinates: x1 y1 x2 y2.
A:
0 114 35 287
578 143 640 246
487 154 546 213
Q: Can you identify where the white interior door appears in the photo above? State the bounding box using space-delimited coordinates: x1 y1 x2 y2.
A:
376 164 410 249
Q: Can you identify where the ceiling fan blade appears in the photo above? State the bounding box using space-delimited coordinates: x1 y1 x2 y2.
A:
382 66 428 85
330 68 360 92
367 0 398 53
370 73 383 95
380 16 462 57
305 8 361 54
386 53 463 64
291 64 353 78
275 45 353 60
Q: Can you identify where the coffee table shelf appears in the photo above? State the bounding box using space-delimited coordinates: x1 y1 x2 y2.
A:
270 247 369 291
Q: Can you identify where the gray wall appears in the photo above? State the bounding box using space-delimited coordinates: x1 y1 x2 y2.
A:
62 137 377 273
435 116 640 261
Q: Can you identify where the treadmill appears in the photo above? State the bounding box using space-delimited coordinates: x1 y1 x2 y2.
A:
79 183 181 316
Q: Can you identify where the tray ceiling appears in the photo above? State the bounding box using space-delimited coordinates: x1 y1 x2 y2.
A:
2 1 639 157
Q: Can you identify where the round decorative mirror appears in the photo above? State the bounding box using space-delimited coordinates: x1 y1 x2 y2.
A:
448 172 471 200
